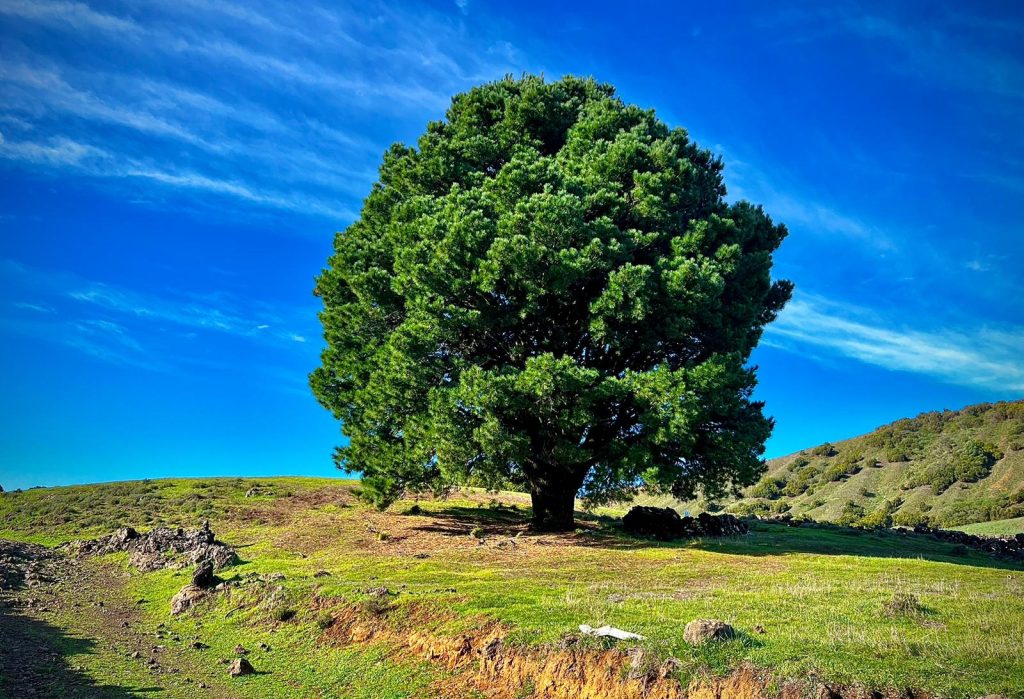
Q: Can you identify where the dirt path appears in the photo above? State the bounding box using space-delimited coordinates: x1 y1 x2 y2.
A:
0 540 240 698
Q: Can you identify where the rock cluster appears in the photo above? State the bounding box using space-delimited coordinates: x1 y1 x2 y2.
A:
622 507 748 541
70 521 237 572
912 525 1024 560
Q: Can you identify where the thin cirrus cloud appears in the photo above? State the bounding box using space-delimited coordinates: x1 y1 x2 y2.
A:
766 293 1024 394
0 259 314 366
0 0 531 222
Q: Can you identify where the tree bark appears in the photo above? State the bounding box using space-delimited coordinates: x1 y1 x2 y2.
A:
529 479 580 531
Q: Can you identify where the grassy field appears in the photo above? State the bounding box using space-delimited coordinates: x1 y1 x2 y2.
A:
953 516 1024 537
2 476 1023 698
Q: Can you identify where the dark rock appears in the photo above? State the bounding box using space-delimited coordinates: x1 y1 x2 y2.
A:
312 570 331 578
622 506 685 540
234 645 248 655
192 560 215 588
622 507 748 540
683 619 735 645
228 657 254 677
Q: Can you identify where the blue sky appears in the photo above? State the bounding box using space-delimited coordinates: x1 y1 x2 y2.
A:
1 0 1022 490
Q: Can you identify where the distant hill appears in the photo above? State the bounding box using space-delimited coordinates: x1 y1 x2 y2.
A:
626 401 1024 529
725 400 1024 528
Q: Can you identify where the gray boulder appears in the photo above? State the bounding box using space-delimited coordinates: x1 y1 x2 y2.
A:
683 619 734 645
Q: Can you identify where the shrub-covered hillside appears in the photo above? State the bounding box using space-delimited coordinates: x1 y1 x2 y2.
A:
728 400 1024 529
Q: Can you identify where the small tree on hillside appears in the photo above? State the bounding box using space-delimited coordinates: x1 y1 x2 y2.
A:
311 75 792 530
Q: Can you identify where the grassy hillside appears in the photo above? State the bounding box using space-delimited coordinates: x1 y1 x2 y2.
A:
1 477 1023 698
714 400 1024 530
954 516 1024 537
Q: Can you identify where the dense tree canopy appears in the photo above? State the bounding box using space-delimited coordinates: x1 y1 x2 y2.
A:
312 75 792 529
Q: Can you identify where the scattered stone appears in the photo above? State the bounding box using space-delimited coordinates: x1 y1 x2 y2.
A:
170 584 208 615
191 641 209 650
130 651 142 659
366 586 391 598
753 624 766 635
228 658 255 677
0 541 58 591
234 645 248 655
267 573 285 581
622 507 747 541
258 642 271 652
312 570 331 578
683 619 735 645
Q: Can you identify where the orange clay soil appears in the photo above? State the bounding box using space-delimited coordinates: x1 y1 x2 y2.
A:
315 600 933 699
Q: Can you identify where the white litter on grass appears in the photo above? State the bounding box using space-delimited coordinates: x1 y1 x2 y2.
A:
579 624 645 641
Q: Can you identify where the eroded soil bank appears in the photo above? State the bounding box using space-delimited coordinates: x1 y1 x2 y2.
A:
320 599 934 699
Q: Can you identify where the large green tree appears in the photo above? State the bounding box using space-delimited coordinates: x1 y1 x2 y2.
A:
312 75 792 530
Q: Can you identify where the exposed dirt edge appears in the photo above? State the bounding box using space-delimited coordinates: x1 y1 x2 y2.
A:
317 601 933 699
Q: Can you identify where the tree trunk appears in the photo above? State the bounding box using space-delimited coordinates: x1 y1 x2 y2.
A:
529 479 579 532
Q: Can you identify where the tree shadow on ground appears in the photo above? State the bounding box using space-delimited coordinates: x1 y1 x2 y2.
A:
409 503 1024 571
0 602 160 697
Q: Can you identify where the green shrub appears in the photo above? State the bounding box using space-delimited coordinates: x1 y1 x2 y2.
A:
857 498 902 529
788 456 810 471
782 466 817 496
893 508 930 528
747 476 787 499
810 443 837 457
885 446 910 463
821 454 863 483
951 440 1003 481
729 500 772 517
835 501 866 527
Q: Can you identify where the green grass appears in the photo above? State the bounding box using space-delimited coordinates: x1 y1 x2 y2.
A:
953 516 1024 537
2 477 1023 698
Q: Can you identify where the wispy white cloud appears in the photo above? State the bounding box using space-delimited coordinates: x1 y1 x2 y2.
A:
1 257 315 349
767 292 1024 393
11 301 56 313
0 0 140 35
0 0 532 222
719 149 894 250
0 132 108 166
